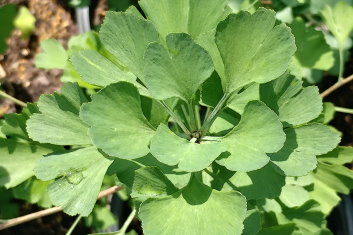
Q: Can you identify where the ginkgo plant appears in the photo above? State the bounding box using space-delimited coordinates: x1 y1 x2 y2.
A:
2 0 351 234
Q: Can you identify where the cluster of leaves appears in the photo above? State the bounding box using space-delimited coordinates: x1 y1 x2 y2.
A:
2 0 353 234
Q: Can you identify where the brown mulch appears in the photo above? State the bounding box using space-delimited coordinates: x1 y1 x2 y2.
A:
0 0 77 116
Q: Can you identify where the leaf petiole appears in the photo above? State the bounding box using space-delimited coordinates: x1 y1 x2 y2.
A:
159 100 191 135
119 208 136 234
187 100 197 130
194 104 201 129
201 136 222 142
65 215 82 235
200 93 230 137
338 47 344 80
0 90 27 107
335 106 353 114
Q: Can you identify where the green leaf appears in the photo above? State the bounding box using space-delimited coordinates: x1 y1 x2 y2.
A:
313 102 336 124
279 185 309 208
321 2 353 49
200 72 224 108
35 39 68 69
217 101 285 172
290 18 334 70
196 30 226 82
208 109 240 136
257 198 282 213
0 127 5 138
227 83 260 114
318 146 353 165
34 147 112 216
108 154 191 190
139 0 230 39
278 86 321 126
107 158 141 189
0 4 17 54
14 6 35 38
0 187 20 219
310 169 341 214
139 177 247 235
270 124 340 176
150 124 226 172
277 201 326 234
27 83 91 145
70 50 137 87
215 9 296 92
313 161 353 195
85 204 117 231
144 33 214 101
243 209 261 235
141 97 173 128
12 178 52 208
131 166 178 199
68 31 100 53
257 224 296 235
2 103 39 140
286 174 314 187
310 0 352 14
261 75 323 126
138 155 192 188
99 12 159 79
80 82 155 159
322 102 336 124
0 139 55 188
230 163 285 199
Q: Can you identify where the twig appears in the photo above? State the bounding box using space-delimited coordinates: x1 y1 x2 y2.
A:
0 186 122 230
320 74 353 98
260 0 272 5
0 90 26 107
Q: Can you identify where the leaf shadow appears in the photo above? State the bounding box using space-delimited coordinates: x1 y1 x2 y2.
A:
0 166 10 187
181 175 212 205
268 128 298 162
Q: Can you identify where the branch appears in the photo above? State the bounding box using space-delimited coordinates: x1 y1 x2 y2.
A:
0 186 122 230
320 74 353 98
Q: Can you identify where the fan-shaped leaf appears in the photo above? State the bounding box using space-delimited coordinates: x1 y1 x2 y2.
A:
80 82 155 159
144 33 213 101
99 12 159 80
26 83 91 145
215 9 296 92
35 147 112 216
217 101 285 172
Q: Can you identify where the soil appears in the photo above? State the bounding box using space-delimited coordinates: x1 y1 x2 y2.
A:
0 0 76 116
